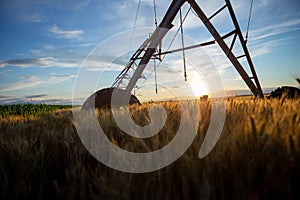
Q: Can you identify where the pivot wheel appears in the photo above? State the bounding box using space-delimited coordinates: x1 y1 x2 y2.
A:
82 88 140 110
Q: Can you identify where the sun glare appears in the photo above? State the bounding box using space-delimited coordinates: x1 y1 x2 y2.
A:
189 81 208 98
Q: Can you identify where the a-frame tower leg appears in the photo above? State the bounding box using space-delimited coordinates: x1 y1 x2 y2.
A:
187 0 264 98
122 0 264 98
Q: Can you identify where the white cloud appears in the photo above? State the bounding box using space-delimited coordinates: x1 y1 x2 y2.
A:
21 75 38 79
0 79 44 92
27 14 44 22
42 45 56 50
134 0 153 5
250 19 300 41
1 57 56 68
258 0 272 8
74 0 90 10
0 74 76 92
48 24 84 39
0 57 79 68
25 94 49 99
0 60 5 68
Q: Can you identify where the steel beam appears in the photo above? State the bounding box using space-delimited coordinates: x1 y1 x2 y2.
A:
224 0 264 98
125 0 187 92
117 0 264 98
188 0 264 98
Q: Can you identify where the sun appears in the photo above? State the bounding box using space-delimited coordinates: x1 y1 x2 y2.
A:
189 80 208 98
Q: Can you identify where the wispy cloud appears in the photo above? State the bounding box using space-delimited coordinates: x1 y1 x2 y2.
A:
27 14 44 22
0 95 14 100
49 73 77 79
48 24 84 39
250 38 286 58
250 19 300 41
74 0 90 10
0 57 56 68
0 79 45 92
0 60 5 68
0 97 23 105
21 75 38 79
0 57 79 68
25 94 49 99
0 94 75 105
0 74 75 92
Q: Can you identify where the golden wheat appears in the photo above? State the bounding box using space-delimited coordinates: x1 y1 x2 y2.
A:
0 98 299 199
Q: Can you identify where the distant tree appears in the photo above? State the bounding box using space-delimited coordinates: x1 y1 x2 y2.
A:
296 78 300 85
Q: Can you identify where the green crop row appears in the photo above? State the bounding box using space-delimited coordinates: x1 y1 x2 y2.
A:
0 104 73 118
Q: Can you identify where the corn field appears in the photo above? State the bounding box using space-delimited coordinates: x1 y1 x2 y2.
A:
0 98 299 199
0 104 73 118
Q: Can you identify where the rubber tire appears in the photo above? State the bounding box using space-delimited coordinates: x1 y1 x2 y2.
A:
82 88 140 110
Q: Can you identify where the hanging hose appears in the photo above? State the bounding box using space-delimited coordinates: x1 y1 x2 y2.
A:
245 0 254 43
153 0 162 61
154 58 158 94
153 0 158 94
153 0 158 27
138 7 191 91
127 0 141 59
180 8 187 81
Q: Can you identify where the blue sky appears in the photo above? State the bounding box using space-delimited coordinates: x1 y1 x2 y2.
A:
0 0 300 104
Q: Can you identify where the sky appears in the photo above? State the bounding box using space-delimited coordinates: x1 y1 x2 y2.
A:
0 0 300 104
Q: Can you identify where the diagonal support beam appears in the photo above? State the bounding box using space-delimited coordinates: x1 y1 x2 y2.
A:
121 0 264 98
224 0 263 98
188 0 264 98
125 0 187 92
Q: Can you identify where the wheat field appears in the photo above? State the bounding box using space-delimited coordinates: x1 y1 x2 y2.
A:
0 98 299 199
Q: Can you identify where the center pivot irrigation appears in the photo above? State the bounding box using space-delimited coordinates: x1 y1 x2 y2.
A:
82 0 264 109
